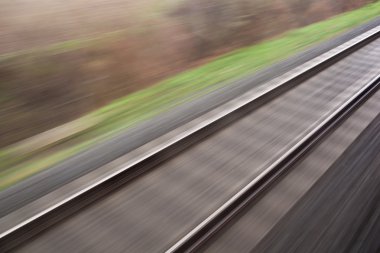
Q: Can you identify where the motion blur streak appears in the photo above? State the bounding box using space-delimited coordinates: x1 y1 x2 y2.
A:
7 33 380 253
1 1 380 252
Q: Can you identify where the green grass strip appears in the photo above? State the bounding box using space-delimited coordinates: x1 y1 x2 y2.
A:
1 2 380 190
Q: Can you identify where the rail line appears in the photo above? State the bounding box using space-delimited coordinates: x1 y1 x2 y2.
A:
0 26 379 252
166 73 380 253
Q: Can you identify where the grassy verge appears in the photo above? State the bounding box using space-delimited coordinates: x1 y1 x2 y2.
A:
1 2 380 190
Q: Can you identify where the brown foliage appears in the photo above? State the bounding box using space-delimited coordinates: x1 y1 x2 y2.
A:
0 0 373 147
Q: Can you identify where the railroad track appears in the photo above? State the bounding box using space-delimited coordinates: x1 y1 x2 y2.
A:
197 81 380 253
1 26 380 252
167 73 380 253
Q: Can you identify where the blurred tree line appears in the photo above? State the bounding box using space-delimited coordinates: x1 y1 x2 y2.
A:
0 0 373 147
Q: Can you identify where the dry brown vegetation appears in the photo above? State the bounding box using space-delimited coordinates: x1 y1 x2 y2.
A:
0 0 374 147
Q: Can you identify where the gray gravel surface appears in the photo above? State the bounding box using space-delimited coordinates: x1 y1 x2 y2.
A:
11 38 380 253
